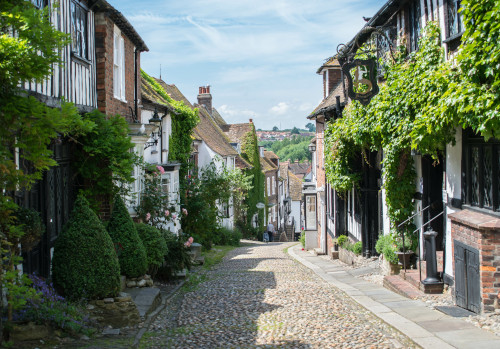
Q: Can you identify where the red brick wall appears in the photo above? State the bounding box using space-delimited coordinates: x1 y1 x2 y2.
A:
95 13 140 122
450 211 500 313
328 69 342 95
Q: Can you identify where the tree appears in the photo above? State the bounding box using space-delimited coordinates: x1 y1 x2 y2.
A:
272 126 279 131
305 123 316 132
0 0 92 324
291 127 300 135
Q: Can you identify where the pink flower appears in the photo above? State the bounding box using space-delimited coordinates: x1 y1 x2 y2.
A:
156 165 165 174
146 212 151 221
184 236 194 247
165 210 170 217
182 208 188 216
172 213 177 220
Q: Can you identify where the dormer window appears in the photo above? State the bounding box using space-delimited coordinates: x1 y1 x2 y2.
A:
70 1 88 60
447 0 463 39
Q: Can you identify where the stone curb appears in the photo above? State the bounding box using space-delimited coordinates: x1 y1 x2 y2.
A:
132 280 185 348
287 244 454 349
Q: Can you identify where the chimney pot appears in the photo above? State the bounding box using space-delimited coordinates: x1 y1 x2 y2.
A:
249 119 253 123
199 87 203 94
206 86 210 93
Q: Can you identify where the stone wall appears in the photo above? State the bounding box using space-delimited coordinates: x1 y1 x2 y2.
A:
88 292 140 328
449 209 500 313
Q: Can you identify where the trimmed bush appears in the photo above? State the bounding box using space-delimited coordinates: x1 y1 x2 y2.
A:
213 227 242 246
136 223 168 277
107 195 147 278
375 234 398 264
352 241 363 255
52 195 120 301
337 235 348 247
156 231 192 281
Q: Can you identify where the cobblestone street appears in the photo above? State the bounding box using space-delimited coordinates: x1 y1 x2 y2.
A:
139 241 416 348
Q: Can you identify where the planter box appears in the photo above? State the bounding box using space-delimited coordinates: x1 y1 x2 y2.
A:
381 255 401 275
339 247 364 266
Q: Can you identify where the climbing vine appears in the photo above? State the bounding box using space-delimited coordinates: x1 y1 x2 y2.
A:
325 3 500 241
240 127 266 234
140 70 199 174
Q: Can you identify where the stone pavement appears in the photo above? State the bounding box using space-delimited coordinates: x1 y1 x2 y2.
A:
288 243 500 349
139 241 417 348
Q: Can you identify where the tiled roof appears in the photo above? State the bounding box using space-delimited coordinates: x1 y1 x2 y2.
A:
91 0 148 51
289 171 303 201
211 108 227 128
289 161 311 179
309 78 346 119
260 157 276 173
236 155 252 170
264 150 279 160
316 56 341 74
156 81 237 158
222 123 254 143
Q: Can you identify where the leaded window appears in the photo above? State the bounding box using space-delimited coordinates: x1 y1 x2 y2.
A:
462 129 500 212
447 0 463 38
70 1 88 60
408 0 421 53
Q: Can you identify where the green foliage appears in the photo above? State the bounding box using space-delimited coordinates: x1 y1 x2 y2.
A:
375 234 398 264
325 19 500 240
291 127 300 135
299 231 305 248
305 122 316 132
107 195 148 278
337 235 348 248
136 223 168 277
352 241 362 255
135 164 178 229
156 231 192 281
269 135 313 163
212 227 242 246
140 70 199 173
241 127 266 233
73 110 139 214
52 195 121 301
181 162 249 249
15 206 44 252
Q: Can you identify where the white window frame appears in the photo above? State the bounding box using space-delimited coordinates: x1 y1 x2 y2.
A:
113 25 126 101
272 175 275 195
267 177 271 196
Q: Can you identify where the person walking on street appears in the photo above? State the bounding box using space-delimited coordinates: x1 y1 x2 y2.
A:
267 222 275 242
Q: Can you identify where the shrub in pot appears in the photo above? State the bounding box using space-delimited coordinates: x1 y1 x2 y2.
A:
52 195 120 300
107 195 148 278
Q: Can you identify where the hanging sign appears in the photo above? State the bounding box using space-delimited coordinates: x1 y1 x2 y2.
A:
341 58 379 106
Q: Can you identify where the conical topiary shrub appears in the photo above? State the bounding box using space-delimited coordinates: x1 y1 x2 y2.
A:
136 223 168 277
52 195 121 301
107 195 147 278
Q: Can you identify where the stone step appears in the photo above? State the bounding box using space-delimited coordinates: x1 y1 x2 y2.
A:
313 248 325 256
383 275 423 299
125 287 162 319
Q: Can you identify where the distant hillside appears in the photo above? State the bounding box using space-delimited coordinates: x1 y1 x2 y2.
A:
259 135 313 163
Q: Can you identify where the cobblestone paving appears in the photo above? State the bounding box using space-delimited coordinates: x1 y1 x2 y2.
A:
139 242 418 349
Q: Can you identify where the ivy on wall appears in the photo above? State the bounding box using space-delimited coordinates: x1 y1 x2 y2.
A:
140 70 199 173
240 126 266 232
325 2 500 240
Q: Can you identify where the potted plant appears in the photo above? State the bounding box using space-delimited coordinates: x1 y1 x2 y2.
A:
375 234 400 275
393 232 415 268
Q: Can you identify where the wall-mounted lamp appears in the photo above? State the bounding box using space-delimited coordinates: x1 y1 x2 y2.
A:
145 108 162 150
308 144 316 153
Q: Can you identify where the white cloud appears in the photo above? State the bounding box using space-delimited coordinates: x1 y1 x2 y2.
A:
270 102 290 115
218 104 259 121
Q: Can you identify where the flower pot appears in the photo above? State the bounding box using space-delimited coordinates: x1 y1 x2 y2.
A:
395 251 414 268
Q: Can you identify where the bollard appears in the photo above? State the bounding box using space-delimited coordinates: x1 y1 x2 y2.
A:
422 229 441 284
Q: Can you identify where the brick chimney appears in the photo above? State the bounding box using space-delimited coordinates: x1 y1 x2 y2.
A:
197 85 212 115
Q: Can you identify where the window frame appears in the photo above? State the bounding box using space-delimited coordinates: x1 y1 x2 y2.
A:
446 0 464 40
462 129 499 213
408 0 422 53
70 0 89 61
113 25 126 101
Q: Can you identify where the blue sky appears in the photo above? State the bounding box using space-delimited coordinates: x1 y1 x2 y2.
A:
112 0 385 130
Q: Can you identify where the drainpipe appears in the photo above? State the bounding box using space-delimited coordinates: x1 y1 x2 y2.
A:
134 48 138 122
